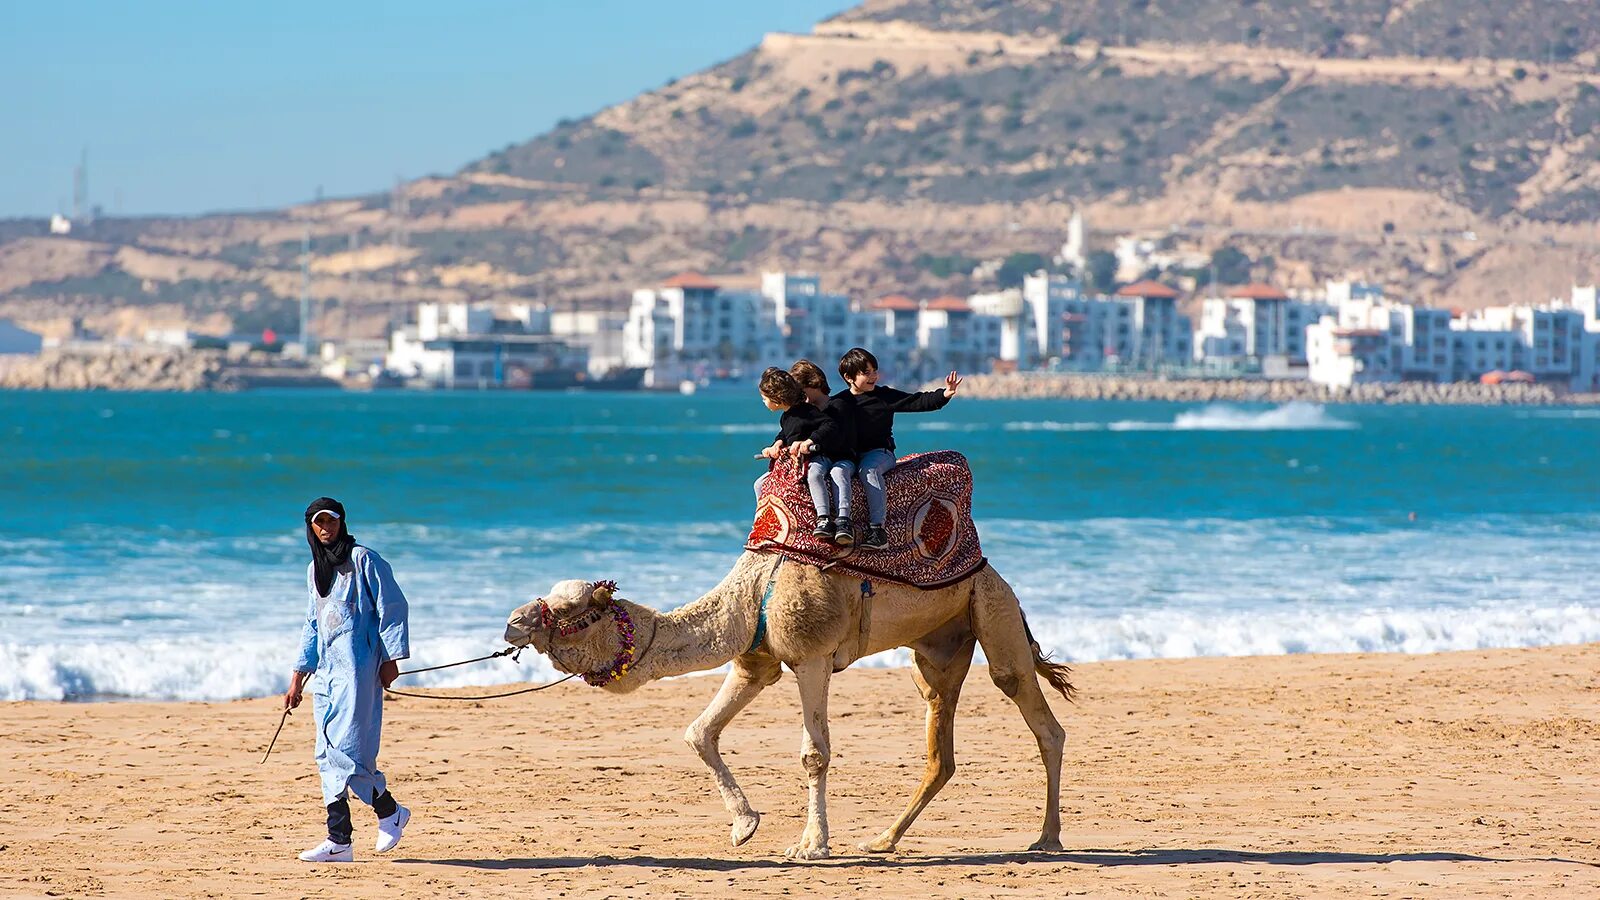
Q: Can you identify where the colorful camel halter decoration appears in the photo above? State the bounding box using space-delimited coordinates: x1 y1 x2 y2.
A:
531 580 642 686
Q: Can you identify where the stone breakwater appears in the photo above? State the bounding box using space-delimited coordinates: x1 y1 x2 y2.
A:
950 373 1600 406
0 348 240 392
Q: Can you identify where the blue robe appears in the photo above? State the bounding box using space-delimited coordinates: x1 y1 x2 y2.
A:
293 545 410 807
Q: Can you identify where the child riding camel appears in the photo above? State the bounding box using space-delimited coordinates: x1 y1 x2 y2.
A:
837 348 961 550
756 367 855 543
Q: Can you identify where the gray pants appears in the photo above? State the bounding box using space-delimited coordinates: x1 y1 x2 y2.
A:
856 448 896 525
807 456 856 519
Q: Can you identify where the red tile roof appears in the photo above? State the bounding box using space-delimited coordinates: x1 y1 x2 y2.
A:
1227 283 1288 300
868 294 920 312
1115 280 1181 299
661 271 720 290
924 295 972 312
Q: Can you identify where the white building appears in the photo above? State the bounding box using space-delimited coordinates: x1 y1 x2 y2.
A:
388 301 588 389
916 296 1000 377
1194 283 1333 370
1015 273 1192 371
623 272 784 387
761 272 853 368
1112 234 1208 284
1306 321 1395 388
1330 290 1454 382
1305 282 1600 389
551 310 629 377
1451 304 1586 384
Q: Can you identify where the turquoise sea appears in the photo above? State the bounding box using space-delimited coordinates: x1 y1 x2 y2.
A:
4 389 1599 700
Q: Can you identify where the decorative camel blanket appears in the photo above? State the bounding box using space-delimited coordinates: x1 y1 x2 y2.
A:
745 450 986 590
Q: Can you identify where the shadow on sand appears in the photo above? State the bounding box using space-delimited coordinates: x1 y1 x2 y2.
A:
396 847 1597 872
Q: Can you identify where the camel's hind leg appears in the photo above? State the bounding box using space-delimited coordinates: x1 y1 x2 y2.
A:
971 569 1068 852
861 615 976 853
684 654 781 846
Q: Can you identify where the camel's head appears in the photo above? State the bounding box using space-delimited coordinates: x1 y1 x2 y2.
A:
504 579 630 680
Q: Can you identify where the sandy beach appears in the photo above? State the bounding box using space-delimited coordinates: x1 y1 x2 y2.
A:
3 645 1599 898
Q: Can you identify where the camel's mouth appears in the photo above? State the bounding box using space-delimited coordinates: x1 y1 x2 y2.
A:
503 620 533 648
504 602 544 649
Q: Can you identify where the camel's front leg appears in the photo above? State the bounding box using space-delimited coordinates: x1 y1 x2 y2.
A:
684 656 780 846
785 657 833 860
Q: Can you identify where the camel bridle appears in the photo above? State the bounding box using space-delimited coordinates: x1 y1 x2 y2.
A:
530 586 658 687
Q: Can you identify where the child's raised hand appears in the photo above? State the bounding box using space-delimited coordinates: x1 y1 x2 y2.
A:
943 371 963 398
756 440 785 459
790 439 814 458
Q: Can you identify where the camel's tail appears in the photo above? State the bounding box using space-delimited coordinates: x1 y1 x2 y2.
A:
1022 611 1076 703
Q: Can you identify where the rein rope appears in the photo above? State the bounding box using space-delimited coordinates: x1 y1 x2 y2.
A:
382 646 579 701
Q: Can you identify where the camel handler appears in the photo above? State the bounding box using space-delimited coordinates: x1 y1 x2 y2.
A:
284 497 414 863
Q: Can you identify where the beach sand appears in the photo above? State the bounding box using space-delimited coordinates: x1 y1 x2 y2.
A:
2 645 1599 898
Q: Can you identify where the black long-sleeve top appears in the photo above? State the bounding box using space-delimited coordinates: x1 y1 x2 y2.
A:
775 398 852 460
846 385 949 454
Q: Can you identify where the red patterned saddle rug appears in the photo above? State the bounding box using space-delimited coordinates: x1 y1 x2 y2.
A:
745 450 986 590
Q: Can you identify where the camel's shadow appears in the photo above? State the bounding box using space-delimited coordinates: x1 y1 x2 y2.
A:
396 847 1595 871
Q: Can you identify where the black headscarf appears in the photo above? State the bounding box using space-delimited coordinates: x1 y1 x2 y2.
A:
305 497 356 596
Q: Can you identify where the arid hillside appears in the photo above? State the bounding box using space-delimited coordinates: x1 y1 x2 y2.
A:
6 0 1600 340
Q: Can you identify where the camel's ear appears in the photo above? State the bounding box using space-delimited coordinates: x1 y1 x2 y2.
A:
589 580 616 607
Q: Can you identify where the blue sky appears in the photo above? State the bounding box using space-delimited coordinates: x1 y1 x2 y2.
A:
0 1 853 218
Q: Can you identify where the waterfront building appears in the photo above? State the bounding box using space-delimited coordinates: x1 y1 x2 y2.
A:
1114 280 1192 369
1194 283 1333 371
1450 305 1586 384
1305 283 1600 389
623 272 785 387
1331 291 1454 382
1016 273 1192 371
388 301 588 389
1306 322 1396 388
551 310 629 378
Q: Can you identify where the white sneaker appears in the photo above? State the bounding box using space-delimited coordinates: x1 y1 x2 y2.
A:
298 839 353 863
375 804 411 853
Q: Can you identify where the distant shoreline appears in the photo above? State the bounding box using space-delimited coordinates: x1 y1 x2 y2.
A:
5 349 1598 406
944 372 1598 406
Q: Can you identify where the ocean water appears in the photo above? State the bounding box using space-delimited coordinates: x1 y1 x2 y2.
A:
3 389 1598 701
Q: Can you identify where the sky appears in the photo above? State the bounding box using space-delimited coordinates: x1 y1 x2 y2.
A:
0 0 855 219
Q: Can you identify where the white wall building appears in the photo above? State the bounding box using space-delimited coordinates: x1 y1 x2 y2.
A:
1306 321 1396 388
1330 291 1453 382
1305 283 1600 389
623 272 784 386
1194 283 1333 370
389 301 588 388
916 296 1000 377
1016 273 1192 371
551 310 629 377
1451 304 1586 384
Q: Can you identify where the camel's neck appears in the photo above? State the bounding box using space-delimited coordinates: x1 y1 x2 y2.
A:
621 553 776 683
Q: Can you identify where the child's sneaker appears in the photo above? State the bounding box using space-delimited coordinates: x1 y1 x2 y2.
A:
812 516 834 541
833 516 855 547
375 804 411 853
862 524 890 550
298 838 353 862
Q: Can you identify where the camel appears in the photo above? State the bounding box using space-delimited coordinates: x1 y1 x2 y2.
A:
503 550 1073 859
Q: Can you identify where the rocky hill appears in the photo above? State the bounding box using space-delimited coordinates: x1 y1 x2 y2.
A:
6 0 1600 341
